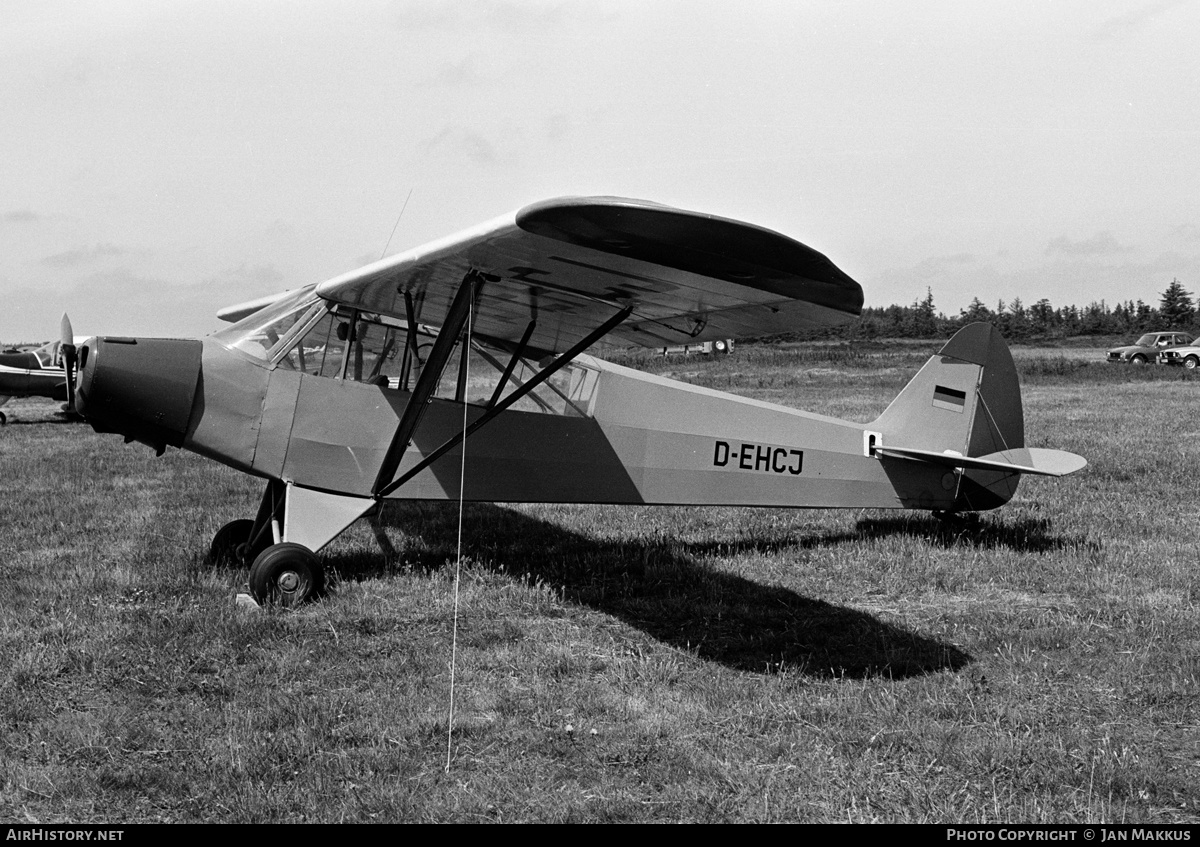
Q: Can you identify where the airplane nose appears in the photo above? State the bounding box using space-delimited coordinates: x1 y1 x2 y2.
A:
76 336 203 454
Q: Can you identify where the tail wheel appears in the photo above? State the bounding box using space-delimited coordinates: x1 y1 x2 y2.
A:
249 543 324 607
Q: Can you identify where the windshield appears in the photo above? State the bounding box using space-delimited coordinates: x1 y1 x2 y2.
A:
1134 334 1156 347
210 286 323 361
31 340 59 368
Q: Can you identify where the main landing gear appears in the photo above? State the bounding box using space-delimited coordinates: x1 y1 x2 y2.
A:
210 518 325 607
247 543 324 607
208 479 374 607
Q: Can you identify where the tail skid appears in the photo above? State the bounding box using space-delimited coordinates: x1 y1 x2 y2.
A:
868 323 1085 511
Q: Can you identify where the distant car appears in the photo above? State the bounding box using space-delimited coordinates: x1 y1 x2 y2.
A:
1158 339 1200 369
660 339 733 356
1106 332 1193 365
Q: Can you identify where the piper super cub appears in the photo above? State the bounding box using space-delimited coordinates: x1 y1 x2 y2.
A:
62 197 1086 605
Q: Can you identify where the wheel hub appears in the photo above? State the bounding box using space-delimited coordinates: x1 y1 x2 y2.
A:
278 571 300 592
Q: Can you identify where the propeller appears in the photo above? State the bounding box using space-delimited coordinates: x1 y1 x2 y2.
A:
60 313 78 414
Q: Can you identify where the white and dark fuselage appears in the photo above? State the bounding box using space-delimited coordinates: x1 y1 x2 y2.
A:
67 197 1086 605
75 301 1007 524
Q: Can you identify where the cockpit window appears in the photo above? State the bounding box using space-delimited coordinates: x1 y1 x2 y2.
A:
32 340 59 368
273 304 598 415
210 287 324 362
272 309 340 378
343 317 406 385
272 307 402 382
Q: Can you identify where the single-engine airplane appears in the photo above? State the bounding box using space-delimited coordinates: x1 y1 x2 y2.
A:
65 197 1085 606
0 325 86 423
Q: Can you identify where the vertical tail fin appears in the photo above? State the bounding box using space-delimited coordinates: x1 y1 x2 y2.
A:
870 323 1026 511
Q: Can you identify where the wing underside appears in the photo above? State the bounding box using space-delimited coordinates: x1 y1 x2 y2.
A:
315 197 863 355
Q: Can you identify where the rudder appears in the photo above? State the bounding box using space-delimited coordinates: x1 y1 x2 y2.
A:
871 323 1026 511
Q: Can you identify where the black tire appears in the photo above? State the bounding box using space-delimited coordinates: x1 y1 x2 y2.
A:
0 411 6 425
1186 356 1199 370
1131 354 1147 365
248 543 324 607
209 519 255 566
933 510 980 526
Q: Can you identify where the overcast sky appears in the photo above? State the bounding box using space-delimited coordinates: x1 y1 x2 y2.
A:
1 0 1197 342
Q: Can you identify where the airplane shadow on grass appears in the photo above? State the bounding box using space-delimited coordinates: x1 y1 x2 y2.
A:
834 512 1079 554
314 502 1090 680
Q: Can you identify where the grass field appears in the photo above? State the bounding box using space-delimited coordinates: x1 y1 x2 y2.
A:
1 342 1197 823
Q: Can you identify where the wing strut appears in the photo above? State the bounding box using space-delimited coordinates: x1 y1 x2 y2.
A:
371 270 488 497
402 291 423 375
375 303 633 500
487 319 537 409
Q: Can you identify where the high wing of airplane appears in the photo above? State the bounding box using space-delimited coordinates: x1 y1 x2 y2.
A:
67 196 1086 606
0 322 88 423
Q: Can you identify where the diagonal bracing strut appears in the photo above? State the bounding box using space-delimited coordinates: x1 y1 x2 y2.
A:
487 318 537 409
374 302 633 500
371 269 488 498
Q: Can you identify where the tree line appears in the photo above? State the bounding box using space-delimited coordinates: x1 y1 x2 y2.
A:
787 279 1196 341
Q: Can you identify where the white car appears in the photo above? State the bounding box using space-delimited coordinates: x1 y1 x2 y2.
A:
1159 341 1200 369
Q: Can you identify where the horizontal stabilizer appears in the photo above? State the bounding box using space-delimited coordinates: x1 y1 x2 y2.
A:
878 445 1087 477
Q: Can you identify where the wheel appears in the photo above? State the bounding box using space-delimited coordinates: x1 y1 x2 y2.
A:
1185 356 1198 370
210 519 253 565
933 510 980 526
714 340 728 354
1131 354 1147 365
208 519 265 566
248 543 324 606
0 411 6 425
